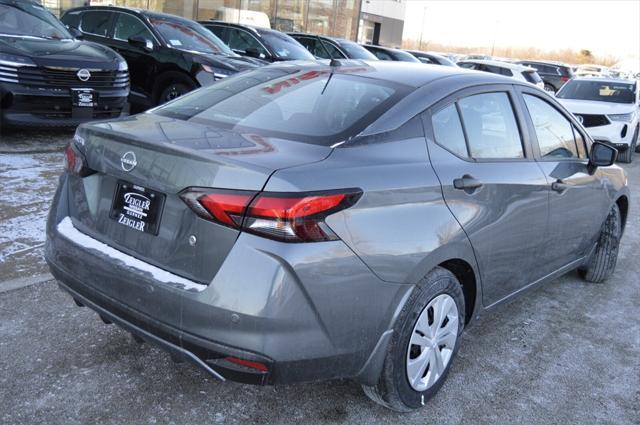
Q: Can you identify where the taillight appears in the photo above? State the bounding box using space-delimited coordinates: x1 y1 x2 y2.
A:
64 143 94 177
560 76 570 82
180 188 362 242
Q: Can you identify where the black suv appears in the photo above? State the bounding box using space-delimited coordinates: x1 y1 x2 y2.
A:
61 7 262 108
0 0 129 128
288 33 378 60
361 44 421 63
199 22 314 62
516 60 573 93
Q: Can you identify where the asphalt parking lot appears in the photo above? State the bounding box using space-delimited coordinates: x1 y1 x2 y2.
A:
1 130 639 425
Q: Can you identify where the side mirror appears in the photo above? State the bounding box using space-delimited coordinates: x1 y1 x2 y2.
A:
128 35 153 52
589 141 617 167
68 27 83 39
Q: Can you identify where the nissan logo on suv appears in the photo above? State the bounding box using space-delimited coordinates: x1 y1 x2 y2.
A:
77 69 91 82
120 151 137 172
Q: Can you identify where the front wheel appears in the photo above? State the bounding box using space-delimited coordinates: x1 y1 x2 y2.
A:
362 267 465 412
579 204 621 283
158 82 194 105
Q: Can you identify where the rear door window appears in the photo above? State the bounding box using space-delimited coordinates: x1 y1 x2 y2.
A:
458 92 524 159
432 104 468 158
79 10 113 37
523 94 579 159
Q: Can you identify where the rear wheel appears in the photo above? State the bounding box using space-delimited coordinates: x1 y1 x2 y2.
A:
159 82 194 104
544 83 556 93
579 204 621 283
362 267 464 412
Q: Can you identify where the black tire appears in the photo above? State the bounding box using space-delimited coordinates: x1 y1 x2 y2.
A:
632 126 640 153
579 204 621 283
544 83 556 94
154 72 197 105
362 267 465 412
618 144 633 163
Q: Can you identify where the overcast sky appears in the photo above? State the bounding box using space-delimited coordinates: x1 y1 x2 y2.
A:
402 0 640 60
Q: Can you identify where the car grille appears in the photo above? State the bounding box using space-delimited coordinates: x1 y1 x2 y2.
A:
575 114 610 128
18 67 129 89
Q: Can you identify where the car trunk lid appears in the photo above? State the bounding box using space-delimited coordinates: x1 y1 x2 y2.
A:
69 113 331 285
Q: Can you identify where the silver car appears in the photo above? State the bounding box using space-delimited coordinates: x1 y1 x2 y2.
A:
46 61 629 412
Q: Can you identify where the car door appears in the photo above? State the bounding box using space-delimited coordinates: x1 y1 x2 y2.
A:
75 9 114 43
295 36 330 59
516 87 610 275
109 11 158 103
424 85 550 306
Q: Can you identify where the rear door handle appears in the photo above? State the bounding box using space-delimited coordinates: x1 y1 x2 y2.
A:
551 180 569 193
453 175 483 192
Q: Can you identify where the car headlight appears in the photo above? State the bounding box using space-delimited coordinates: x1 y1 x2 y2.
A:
0 52 37 68
608 112 635 122
201 64 230 80
117 60 128 72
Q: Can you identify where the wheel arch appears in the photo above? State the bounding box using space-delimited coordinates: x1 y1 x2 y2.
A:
438 259 477 325
615 195 629 234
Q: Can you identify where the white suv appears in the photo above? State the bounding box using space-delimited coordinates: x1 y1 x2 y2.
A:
457 59 545 90
557 77 639 163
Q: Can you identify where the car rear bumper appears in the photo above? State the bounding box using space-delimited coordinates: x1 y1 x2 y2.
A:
45 175 409 385
0 82 129 128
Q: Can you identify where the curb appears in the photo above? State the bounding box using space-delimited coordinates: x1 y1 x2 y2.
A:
0 273 54 294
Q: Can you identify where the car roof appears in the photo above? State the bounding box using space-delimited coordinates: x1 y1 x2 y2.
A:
572 76 637 84
362 44 404 52
202 21 279 36
518 59 568 67
263 59 518 89
460 59 536 72
65 5 185 21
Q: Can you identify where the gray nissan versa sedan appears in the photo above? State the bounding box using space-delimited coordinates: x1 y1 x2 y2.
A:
45 60 629 412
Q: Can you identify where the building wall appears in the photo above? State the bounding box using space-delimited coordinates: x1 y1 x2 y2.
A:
47 0 363 40
358 0 404 47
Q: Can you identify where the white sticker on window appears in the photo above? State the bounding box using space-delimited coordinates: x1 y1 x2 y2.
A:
169 39 182 46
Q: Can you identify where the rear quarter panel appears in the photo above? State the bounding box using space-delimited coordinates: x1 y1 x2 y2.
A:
264 123 479 287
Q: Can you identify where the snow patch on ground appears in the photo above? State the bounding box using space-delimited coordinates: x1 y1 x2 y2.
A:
57 217 207 292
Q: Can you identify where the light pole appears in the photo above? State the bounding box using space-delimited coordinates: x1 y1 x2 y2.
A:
418 6 427 51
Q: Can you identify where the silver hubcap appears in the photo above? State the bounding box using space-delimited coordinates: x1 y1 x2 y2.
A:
406 294 458 391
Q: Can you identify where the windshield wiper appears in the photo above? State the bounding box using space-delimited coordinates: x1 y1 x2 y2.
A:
0 33 48 40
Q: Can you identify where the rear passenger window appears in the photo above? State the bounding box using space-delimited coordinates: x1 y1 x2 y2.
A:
432 104 468 158
458 93 524 159
523 94 579 159
80 11 112 37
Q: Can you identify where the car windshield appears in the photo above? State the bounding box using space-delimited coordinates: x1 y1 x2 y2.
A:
154 68 408 145
557 80 636 104
336 40 378 60
258 30 314 60
149 17 234 55
0 2 71 40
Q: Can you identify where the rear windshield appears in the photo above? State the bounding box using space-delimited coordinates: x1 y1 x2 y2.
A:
153 68 408 145
258 30 314 61
523 70 542 84
557 80 636 104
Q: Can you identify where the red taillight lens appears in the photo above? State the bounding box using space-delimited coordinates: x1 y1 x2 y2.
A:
179 189 256 228
64 143 94 177
180 188 362 242
560 76 570 82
